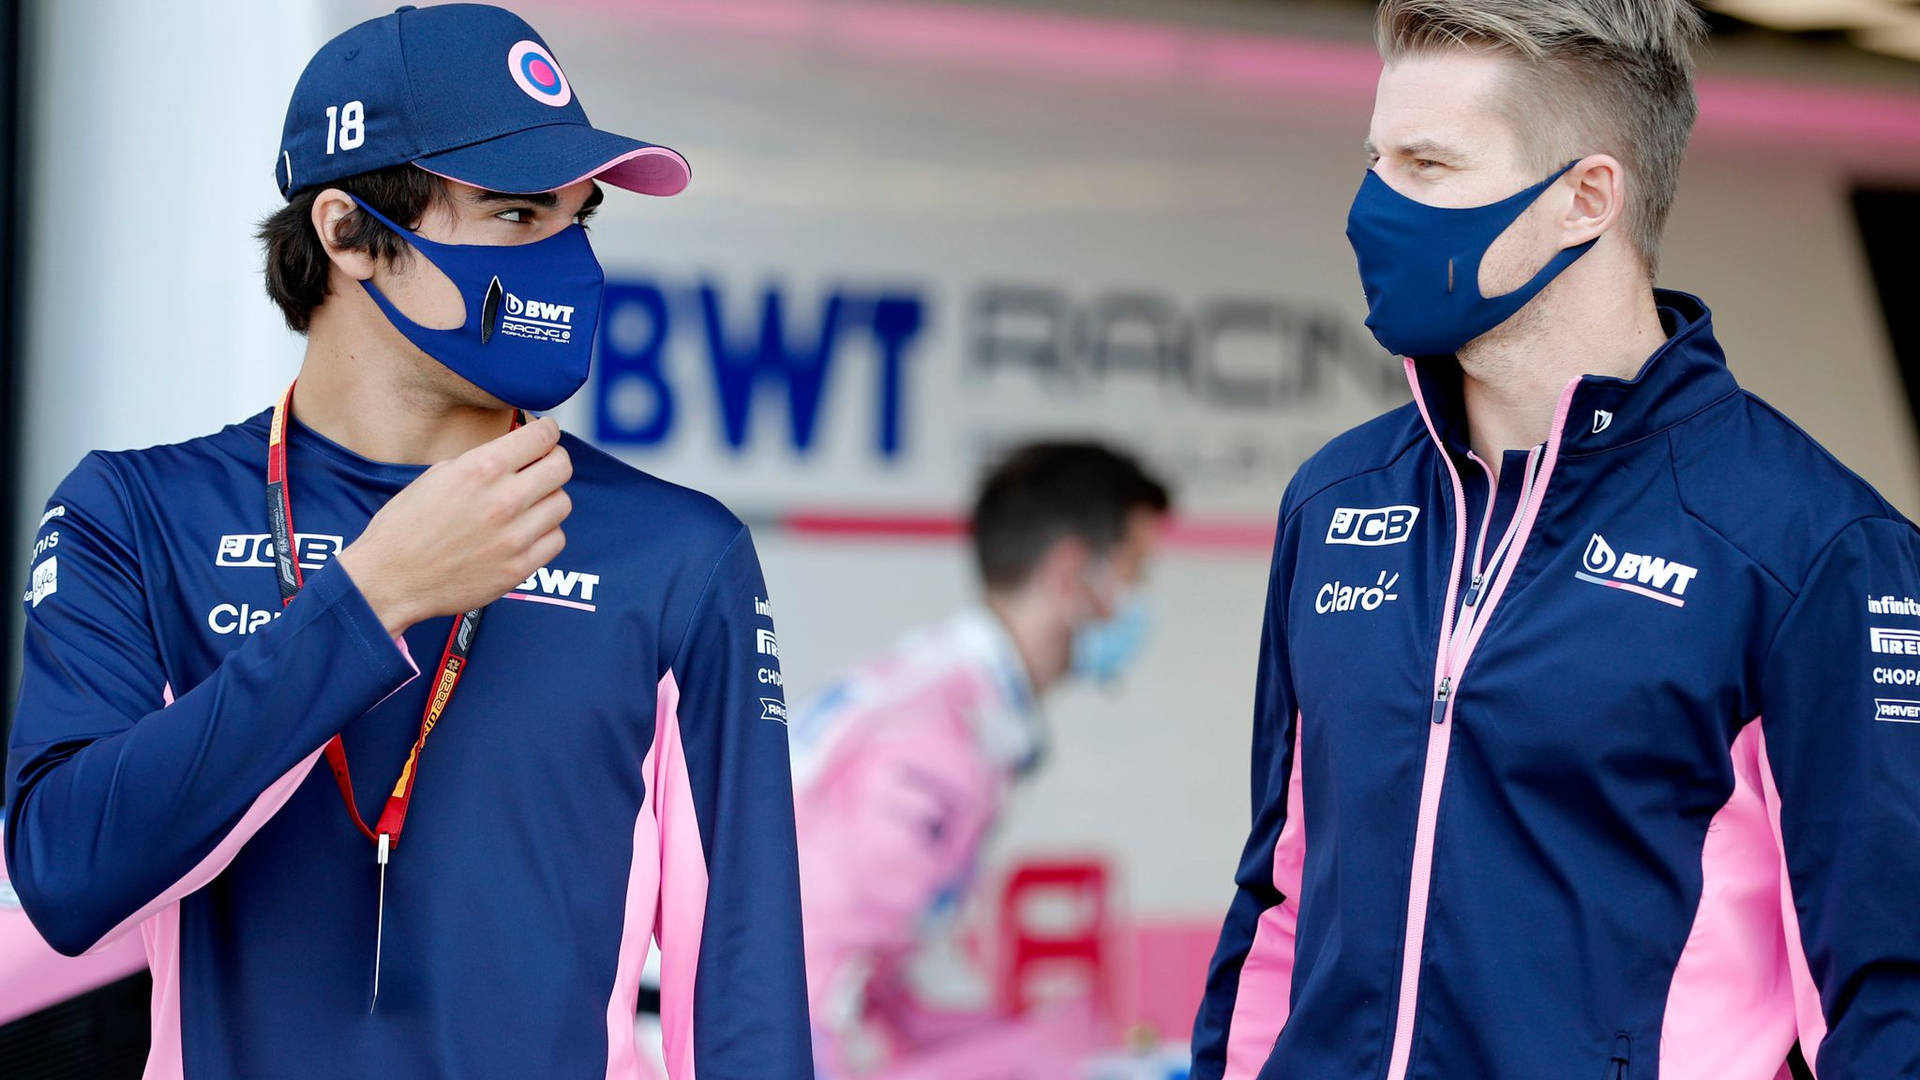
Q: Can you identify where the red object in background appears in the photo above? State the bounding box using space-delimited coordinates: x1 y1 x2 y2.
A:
997 859 1111 1018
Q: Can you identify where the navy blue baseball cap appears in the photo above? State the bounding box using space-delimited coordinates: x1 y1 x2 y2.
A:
276 3 689 200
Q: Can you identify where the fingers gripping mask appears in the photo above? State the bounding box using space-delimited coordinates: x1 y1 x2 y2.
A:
348 196 605 411
1344 160 1597 359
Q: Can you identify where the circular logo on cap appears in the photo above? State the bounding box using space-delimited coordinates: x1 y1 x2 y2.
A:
507 40 572 107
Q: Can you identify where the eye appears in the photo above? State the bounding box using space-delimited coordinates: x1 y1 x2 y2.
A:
494 207 535 224
1413 158 1444 172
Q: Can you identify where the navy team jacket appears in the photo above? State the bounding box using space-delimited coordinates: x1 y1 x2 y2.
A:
5 411 812 1079
1193 292 1920 1080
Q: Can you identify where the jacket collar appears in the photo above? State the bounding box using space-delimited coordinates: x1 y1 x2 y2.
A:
949 608 1045 775
1407 290 1740 459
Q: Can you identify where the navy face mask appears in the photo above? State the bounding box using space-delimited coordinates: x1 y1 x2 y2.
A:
349 195 604 411
1345 160 1596 358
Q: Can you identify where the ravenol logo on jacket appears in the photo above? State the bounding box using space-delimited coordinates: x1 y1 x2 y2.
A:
1326 506 1420 547
1575 533 1699 608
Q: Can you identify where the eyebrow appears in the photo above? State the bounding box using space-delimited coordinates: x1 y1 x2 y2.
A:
473 188 559 208
1364 137 1465 161
472 182 605 218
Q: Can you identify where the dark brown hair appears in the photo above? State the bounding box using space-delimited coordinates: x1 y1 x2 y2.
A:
256 165 448 333
971 442 1172 591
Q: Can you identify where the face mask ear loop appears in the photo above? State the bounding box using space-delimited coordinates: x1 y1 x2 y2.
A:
346 194 414 241
346 194 472 334
1457 159 1593 304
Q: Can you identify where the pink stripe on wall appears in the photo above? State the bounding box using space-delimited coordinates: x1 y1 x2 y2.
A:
1755 725 1829 1073
1658 722 1799 1079
555 0 1920 149
1222 715 1306 1079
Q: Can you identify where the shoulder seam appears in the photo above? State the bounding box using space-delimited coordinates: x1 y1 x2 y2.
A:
662 524 751 682
1665 431 1797 596
1736 390 1903 519
1280 427 1424 533
1759 514 1913 665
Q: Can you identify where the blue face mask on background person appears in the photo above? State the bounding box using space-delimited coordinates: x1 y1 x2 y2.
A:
1072 591 1153 686
349 195 605 411
1345 159 1597 359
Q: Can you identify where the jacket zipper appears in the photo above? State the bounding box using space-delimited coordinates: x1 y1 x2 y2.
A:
1385 377 1577 1080
1608 1032 1633 1079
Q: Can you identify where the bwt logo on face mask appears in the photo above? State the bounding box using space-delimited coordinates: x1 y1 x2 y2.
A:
1575 533 1699 608
500 292 575 344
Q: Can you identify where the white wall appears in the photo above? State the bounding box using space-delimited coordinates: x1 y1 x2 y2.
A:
10 0 329 682
17 0 1920 926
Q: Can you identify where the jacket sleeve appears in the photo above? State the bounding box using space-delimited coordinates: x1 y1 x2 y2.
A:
1191 507 1303 1080
1760 514 1920 1076
4 453 418 956
654 526 812 1079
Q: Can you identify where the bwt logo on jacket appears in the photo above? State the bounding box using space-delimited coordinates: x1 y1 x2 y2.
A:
1574 533 1699 608
500 292 575 344
1326 506 1420 547
512 566 601 603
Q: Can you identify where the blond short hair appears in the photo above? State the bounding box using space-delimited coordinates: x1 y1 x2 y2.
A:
1377 0 1706 275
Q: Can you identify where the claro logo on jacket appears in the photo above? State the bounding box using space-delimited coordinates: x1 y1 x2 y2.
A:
1575 533 1699 608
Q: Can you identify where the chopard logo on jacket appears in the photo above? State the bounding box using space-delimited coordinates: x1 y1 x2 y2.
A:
1574 533 1699 608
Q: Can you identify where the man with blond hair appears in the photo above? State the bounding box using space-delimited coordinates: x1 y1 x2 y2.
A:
1193 2 1920 1078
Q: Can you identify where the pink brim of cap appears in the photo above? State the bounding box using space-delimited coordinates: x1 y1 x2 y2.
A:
569 145 691 197
416 142 692 197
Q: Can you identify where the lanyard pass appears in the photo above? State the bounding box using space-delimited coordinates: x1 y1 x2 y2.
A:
371 832 390 1012
266 382 522 1011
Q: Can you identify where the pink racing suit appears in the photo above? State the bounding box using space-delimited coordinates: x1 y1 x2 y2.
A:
793 609 1101 1078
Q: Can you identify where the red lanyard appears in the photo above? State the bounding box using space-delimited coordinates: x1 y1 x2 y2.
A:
266 382 520 857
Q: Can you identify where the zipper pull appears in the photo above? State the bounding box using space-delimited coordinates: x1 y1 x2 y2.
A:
1431 677 1452 725
1609 1033 1632 1079
1462 573 1485 608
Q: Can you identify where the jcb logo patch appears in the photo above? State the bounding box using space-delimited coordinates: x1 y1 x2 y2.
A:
216 532 342 570
1326 506 1420 547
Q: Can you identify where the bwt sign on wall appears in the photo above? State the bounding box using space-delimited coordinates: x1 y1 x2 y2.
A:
589 275 1403 517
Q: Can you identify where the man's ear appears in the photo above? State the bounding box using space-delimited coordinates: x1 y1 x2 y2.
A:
1560 154 1626 249
310 188 376 282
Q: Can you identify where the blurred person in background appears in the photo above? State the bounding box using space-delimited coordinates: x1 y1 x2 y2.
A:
1194 1 1920 1079
3 5 809 1078
789 442 1171 1079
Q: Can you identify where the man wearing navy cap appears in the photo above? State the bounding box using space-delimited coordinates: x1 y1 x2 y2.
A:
4 5 811 1078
